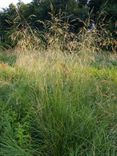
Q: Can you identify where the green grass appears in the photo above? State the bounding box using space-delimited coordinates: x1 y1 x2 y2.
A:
0 51 117 156
0 52 16 66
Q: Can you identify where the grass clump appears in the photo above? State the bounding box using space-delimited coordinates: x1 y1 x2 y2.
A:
0 50 117 156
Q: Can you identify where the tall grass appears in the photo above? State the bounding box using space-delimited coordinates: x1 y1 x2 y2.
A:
0 47 117 155
0 11 117 156
7 10 116 53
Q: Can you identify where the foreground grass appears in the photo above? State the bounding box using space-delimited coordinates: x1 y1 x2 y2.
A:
0 51 117 156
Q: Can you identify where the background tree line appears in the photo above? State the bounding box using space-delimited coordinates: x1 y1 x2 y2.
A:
0 0 117 49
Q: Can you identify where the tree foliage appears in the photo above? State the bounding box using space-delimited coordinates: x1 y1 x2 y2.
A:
0 0 117 48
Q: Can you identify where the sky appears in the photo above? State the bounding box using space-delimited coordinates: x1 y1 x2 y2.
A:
0 0 32 10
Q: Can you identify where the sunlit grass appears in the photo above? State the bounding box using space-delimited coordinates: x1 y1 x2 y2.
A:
0 50 117 156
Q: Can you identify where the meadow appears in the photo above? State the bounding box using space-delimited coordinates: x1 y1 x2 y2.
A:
0 0 117 155
0 47 117 156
